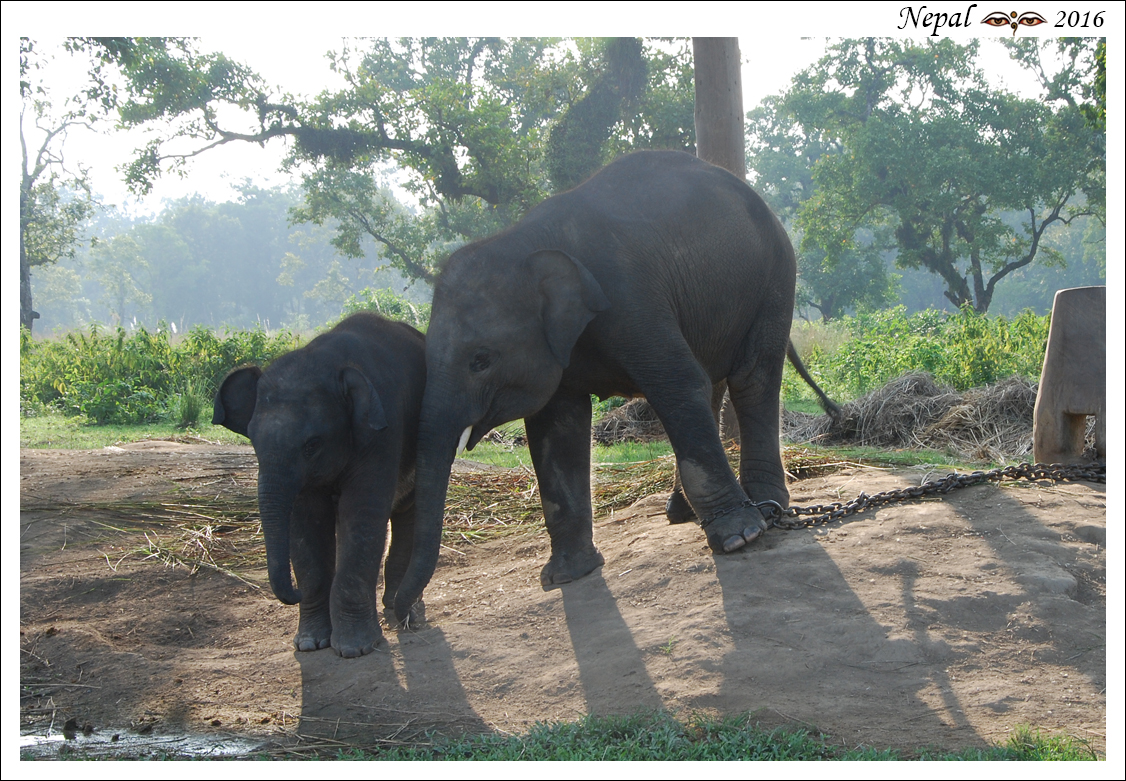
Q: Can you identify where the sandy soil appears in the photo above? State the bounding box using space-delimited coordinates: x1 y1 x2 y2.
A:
19 441 1107 755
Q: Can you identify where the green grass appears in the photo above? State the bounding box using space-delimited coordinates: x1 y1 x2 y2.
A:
21 412 968 471
20 713 1100 762
795 443 980 470
19 410 251 449
323 713 1099 762
447 418 675 470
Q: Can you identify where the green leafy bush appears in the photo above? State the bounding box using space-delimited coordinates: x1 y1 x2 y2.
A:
341 287 431 331
784 306 1049 405
21 322 303 426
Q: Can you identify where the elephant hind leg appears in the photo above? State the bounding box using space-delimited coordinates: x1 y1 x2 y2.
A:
666 380 728 524
642 362 764 553
383 504 425 628
727 382 788 508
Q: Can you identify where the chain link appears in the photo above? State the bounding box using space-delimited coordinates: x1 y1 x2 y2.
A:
771 462 1106 531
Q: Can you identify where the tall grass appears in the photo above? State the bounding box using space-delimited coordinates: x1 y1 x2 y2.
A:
784 306 1049 406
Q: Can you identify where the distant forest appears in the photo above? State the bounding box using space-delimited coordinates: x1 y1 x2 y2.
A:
31 183 429 335
32 180 1102 336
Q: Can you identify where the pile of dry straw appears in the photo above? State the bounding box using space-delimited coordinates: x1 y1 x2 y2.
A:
594 372 1053 463
784 372 1040 463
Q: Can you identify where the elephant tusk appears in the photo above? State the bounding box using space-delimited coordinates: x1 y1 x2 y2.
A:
457 425 472 454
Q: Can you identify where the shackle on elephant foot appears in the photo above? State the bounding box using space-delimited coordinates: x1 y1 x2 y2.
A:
701 502 772 553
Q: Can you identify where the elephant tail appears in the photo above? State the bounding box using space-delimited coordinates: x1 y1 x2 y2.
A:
787 339 841 420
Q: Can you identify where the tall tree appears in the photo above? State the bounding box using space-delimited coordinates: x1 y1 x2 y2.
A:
746 95 897 320
20 39 96 331
783 38 1104 313
71 37 699 284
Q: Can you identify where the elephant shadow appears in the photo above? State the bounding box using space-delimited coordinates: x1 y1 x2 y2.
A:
558 571 665 714
293 624 489 743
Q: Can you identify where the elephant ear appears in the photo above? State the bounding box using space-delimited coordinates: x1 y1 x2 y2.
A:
213 365 263 437
526 249 611 368
341 365 388 449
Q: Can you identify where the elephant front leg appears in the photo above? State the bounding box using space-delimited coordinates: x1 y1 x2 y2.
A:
331 486 393 657
290 491 336 652
527 389 605 587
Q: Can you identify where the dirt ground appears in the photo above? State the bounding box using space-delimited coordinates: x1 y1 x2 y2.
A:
19 440 1107 756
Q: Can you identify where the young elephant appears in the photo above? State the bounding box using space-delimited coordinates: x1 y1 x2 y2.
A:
212 312 425 657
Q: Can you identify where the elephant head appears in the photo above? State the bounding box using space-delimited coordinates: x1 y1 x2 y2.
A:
213 358 387 605
393 246 609 621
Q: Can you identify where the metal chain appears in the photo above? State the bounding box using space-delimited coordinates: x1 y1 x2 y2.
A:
769 462 1106 531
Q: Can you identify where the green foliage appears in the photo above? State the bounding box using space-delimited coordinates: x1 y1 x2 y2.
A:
174 381 207 429
340 287 431 331
765 38 1104 315
22 179 95 271
783 306 1049 404
546 37 648 192
37 183 425 333
73 38 700 286
21 322 302 425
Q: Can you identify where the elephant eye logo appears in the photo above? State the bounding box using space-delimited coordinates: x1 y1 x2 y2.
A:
982 10 1047 34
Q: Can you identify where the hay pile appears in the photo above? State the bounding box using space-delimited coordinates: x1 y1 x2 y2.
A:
783 372 1040 462
591 373 1056 463
592 399 666 444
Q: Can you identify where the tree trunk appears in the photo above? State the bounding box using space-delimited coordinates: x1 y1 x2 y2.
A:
20 189 37 332
692 38 745 180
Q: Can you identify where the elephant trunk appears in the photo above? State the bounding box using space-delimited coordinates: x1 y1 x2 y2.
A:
393 389 463 622
258 468 303 605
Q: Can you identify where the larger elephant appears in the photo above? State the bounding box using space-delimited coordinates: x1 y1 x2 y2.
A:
213 312 426 656
395 150 806 622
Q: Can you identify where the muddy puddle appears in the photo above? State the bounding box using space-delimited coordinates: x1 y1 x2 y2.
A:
19 727 269 760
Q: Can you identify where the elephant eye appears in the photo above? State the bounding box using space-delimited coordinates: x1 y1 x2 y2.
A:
469 350 491 373
302 437 321 458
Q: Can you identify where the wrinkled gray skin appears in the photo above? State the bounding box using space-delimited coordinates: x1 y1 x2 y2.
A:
213 313 425 657
395 151 810 622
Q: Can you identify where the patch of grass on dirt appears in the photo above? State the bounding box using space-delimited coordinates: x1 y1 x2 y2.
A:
786 443 977 471
318 712 1099 761
19 410 249 449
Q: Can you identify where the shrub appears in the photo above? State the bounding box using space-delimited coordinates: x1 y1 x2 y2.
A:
341 287 431 331
783 306 1049 405
21 322 303 426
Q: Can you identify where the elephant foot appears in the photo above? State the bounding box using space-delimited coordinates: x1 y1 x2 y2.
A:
331 622 384 658
293 631 332 653
384 599 425 630
665 489 696 524
701 504 769 553
293 612 333 652
540 545 605 589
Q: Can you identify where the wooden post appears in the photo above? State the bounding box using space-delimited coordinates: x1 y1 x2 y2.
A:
692 38 745 180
